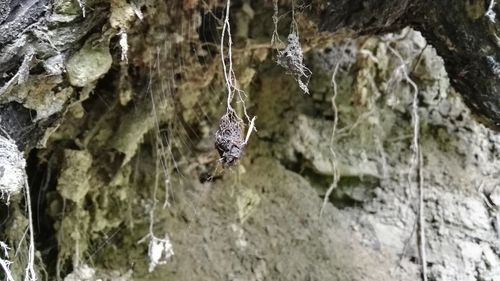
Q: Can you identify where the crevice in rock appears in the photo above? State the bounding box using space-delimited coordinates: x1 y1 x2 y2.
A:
281 152 379 209
25 148 59 277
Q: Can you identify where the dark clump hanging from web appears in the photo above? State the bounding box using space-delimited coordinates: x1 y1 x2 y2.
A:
214 111 245 166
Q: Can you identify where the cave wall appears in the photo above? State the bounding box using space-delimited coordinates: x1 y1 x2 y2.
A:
1 1 500 281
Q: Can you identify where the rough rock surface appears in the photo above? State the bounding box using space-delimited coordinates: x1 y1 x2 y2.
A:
53 30 500 281
1 1 500 281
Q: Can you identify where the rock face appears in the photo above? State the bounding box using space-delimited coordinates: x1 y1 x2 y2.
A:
247 30 500 281
1 1 500 281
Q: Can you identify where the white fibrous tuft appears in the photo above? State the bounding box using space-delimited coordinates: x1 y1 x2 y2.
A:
148 234 174 272
0 134 26 200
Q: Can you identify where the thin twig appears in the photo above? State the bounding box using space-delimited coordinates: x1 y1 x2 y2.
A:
244 116 256 144
486 0 497 23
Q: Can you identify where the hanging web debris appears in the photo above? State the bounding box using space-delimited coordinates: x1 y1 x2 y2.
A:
215 0 256 167
272 0 311 94
276 33 311 94
147 234 174 273
215 111 256 167
215 112 244 166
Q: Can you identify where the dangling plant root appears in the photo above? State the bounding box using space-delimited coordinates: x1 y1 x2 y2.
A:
387 45 427 281
215 0 256 166
320 60 340 218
